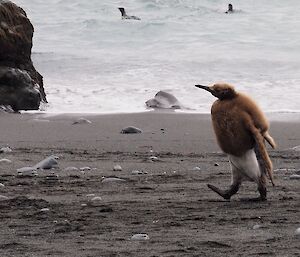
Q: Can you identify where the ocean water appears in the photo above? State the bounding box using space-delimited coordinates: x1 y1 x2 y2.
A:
13 0 300 113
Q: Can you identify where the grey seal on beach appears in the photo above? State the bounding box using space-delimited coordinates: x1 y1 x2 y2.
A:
146 91 182 109
118 7 141 20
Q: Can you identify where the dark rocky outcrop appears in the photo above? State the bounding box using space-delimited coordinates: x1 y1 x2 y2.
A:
0 0 46 111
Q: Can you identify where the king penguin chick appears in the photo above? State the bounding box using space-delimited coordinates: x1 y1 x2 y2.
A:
195 83 276 201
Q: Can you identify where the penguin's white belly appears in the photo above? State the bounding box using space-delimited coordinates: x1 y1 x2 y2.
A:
229 149 261 183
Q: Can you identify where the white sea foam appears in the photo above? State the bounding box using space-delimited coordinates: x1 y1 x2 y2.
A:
13 0 300 114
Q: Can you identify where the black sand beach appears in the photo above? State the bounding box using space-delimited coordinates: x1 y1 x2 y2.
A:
0 111 299 256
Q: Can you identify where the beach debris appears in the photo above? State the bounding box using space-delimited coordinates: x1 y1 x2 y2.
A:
132 170 148 175
289 174 300 180
295 227 300 237
121 126 142 134
102 177 126 183
0 158 12 164
253 224 262 230
149 156 159 162
40 208 50 212
33 155 59 170
192 166 201 171
17 167 38 177
131 233 150 241
64 166 79 171
72 117 92 125
0 146 12 153
91 196 102 201
0 195 9 201
113 164 122 171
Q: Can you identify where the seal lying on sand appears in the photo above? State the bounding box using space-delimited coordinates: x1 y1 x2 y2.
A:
195 83 276 201
118 7 141 20
145 91 182 109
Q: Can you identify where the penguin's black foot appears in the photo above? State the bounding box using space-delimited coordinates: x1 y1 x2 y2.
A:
207 184 231 200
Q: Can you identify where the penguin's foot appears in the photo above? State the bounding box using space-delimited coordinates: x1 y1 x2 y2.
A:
207 184 232 200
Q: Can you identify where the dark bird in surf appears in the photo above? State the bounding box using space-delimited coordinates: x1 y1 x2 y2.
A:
225 4 234 13
195 83 276 201
118 7 141 20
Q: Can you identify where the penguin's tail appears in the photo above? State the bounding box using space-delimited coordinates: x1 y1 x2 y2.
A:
263 131 276 149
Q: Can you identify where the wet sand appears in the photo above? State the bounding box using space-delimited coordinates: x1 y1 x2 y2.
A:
0 111 299 257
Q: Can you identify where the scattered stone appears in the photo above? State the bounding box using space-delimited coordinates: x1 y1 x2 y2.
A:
40 208 50 212
0 183 5 187
131 170 148 175
86 194 95 197
81 203 87 207
291 145 300 151
113 165 122 171
17 167 38 177
91 196 102 201
45 173 59 182
0 195 8 201
253 224 262 230
72 118 92 125
214 163 219 167
0 147 12 153
290 174 300 180
295 228 300 237
0 158 12 164
33 155 59 170
102 177 126 183
131 233 150 241
80 166 91 171
149 156 159 162
64 166 79 171
192 166 201 171
121 126 142 134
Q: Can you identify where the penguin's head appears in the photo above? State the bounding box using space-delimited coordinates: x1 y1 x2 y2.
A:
195 83 237 100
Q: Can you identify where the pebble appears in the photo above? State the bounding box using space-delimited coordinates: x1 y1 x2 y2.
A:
253 224 262 230
86 194 95 197
0 147 12 153
80 166 91 171
102 177 126 183
0 195 8 200
131 234 150 241
81 203 87 207
33 155 59 170
72 118 92 125
113 165 122 171
0 183 5 187
131 170 148 175
91 196 102 201
121 126 142 134
0 158 12 164
64 166 79 171
192 166 201 171
46 174 59 182
214 163 219 167
290 174 300 180
295 228 300 236
40 208 50 212
149 156 159 161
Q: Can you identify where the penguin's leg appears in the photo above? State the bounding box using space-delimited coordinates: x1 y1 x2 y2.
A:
254 144 267 201
207 162 241 200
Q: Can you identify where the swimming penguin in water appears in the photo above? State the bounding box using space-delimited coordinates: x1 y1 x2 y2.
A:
225 4 234 13
118 7 141 20
195 83 276 201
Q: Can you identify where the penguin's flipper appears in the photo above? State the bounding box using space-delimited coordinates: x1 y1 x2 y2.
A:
245 115 275 186
263 131 276 149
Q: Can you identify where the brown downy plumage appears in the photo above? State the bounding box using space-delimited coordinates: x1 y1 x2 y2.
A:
195 83 276 199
